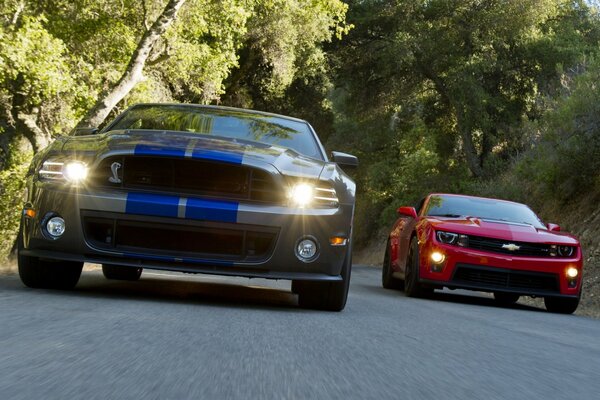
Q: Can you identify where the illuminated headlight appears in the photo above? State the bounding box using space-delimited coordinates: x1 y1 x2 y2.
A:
288 181 339 208
289 183 314 207
63 162 88 182
39 160 88 183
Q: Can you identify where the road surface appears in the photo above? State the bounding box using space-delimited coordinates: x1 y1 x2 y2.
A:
1 265 599 399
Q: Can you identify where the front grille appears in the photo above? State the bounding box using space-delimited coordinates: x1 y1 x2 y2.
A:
82 214 278 262
90 156 284 204
466 235 552 257
452 264 560 294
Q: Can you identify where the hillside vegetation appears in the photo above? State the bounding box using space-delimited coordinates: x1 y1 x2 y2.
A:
2 0 600 278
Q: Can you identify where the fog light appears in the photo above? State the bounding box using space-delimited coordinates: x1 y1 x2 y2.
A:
46 216 66 238
431 251 445 264
296 237 318 262
566 267 578 278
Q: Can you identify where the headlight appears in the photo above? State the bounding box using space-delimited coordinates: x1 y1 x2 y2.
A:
557 245 575 257
436 231 469 247
436 231 458 244
289 181 339 208
63 161 88 182
39 160 88 183
289 183 314 207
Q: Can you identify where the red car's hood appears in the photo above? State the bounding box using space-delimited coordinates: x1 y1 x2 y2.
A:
426 217 579 245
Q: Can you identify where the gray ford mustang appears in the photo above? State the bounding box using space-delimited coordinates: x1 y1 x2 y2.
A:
18 103 357 311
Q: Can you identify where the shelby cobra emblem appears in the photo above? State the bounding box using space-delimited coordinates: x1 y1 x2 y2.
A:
108 162 122 183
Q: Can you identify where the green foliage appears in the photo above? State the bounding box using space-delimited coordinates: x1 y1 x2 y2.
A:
327 0 600 245
0 142 31 260
462 55 600 235
1 0 600 253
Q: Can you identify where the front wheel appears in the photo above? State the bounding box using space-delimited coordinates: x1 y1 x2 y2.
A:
544 295 580 314
382 240 403 290
404 236 432 298
18 227 82 289
294 246 352 311
493 292 520 306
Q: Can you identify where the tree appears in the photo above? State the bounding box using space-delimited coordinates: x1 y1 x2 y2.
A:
327 0 600 242
76 0 186 128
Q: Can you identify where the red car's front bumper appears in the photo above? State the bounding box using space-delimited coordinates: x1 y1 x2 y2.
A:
418 241 582 298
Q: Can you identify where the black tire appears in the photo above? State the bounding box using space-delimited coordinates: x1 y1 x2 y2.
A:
294 246 352 311
404 236 432 298
493 292 520 306
18 234 82 289
544 295 580 314
102 264 143 281
382 240 403 290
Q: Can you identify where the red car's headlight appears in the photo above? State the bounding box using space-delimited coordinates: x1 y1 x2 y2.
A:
436 231 468 247
554 245 576 257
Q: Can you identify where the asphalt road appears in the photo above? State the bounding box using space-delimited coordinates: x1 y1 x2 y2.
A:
1 265 599 400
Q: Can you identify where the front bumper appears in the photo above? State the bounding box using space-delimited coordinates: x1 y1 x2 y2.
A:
21 185 353 281
418 241 582 297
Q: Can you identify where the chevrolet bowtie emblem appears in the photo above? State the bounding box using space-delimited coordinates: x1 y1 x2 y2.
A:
502 243 520 251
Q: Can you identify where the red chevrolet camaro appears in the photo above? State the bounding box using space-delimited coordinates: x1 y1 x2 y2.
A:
382 193 583 314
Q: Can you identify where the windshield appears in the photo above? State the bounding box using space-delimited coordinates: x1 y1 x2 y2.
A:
103 104 324 160
423 195 545 228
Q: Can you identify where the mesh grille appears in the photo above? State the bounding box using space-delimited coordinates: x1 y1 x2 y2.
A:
452 264 560 293
90 156 285 204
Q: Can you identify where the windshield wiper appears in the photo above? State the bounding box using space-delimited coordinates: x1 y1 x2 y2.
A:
429 214 463 218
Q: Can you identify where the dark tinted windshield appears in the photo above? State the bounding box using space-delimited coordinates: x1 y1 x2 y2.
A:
424 195 545 228
104 104 324 160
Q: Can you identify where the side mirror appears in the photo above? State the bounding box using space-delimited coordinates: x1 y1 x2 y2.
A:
331 151 358 169
74 127 99 136
397 206 417 219
547 223 561 232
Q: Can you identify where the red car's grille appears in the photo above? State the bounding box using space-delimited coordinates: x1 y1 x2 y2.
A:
466 235 552 257
452 264 560 294
90 156 284 204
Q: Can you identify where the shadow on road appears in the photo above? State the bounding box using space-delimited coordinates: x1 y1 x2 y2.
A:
0 270 302 312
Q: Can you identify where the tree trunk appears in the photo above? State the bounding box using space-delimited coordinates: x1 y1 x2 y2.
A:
456 110 483 178
76 0 187 129
6 73 52 155
460 128 484 178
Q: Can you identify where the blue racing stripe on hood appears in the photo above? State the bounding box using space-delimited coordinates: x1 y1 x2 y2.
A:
134 144 186 158
191 147 243 164
126 193 179 218
185 198 238 223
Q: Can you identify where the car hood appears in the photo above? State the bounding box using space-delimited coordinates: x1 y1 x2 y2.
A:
426 216 579 245
59 130 326 179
